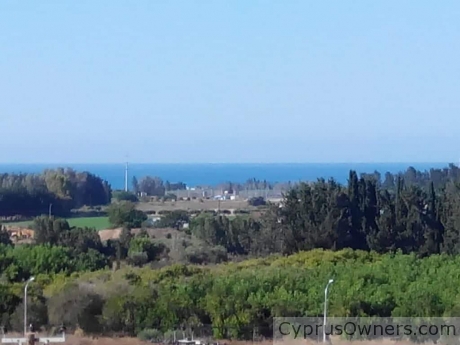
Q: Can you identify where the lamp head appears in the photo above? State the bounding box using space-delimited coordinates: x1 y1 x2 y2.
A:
328 279 334 284
29 277 35 282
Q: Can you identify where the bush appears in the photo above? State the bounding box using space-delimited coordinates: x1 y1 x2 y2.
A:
137 329 163 342
9 299 48 332
153 210 189 229
185 243 228 265
107 201 147 228
248 197 266 206
127 252 149 267
112 191 139 202
47 283 104 334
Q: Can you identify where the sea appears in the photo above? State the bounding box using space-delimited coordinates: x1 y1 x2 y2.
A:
0 162 452 190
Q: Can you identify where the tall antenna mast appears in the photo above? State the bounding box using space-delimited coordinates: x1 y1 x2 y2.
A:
124 154 129 192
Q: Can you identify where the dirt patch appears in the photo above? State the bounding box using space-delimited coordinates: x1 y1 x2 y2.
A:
98 228 123 241
98 227 182 241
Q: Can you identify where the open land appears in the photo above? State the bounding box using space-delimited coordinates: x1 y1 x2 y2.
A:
3 216 110 230
2 198 269 230
136 199 265 213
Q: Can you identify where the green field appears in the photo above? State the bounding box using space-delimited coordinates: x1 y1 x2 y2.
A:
3 216 110 230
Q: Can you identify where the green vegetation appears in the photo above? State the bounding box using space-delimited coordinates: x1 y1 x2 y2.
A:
62 216 110 230
107 201 147 228
2 164 460 340
3 249 460 339
0 169 111 218
112 190 139 202
5 216 110 231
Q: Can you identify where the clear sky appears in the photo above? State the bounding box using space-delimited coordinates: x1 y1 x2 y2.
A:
1 1 459 163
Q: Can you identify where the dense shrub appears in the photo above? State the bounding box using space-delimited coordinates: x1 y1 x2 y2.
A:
185 244 228 264
112 191 139 202
28 249 460 338
0 244 108 283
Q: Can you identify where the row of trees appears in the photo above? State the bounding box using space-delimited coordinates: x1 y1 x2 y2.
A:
98 164 460 265
131 176 187 196
229 164 460 194
130 176 279 195
273 169 459 257
186 165 460 258
128 164 460 197
0 169 111 217
7 164 460 268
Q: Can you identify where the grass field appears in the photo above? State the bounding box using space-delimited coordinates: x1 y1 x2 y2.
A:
3 216 110 230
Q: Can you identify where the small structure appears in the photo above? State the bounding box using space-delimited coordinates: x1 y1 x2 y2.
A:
5 227 34 242
177 338 204 345
145 216 161 226
1 326 66 345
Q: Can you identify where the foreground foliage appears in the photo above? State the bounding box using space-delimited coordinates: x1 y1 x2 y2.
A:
2 249 460 339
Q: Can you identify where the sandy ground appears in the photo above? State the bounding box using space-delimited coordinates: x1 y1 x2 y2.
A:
98 227 180 241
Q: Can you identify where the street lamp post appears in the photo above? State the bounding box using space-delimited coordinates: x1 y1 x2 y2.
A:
323 279 334 343
24 277 35 335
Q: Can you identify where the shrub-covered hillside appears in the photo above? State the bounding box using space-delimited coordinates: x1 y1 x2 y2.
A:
3 249 460 339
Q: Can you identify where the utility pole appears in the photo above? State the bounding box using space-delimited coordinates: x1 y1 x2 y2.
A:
24 277 35 336
323 279 334 343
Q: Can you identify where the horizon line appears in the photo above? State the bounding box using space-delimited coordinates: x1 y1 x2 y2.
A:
0 161 453 165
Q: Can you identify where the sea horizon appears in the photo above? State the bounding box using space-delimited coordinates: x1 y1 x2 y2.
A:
0 161 452 164
0 162 454 190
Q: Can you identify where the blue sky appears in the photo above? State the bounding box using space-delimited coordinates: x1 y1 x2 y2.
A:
1 1 459 163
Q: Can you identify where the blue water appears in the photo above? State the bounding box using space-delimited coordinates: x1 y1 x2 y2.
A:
0 162 452 190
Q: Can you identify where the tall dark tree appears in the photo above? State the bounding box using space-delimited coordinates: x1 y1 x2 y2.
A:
132 176 139 195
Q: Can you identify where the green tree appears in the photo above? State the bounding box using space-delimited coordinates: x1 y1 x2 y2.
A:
0 225 12 246
132 176 140 194
107 201 147 228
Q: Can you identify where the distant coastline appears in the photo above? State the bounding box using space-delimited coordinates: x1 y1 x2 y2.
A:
0 162 451 190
